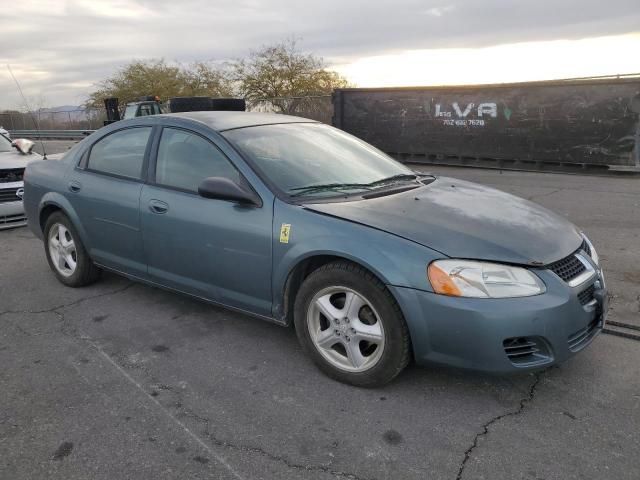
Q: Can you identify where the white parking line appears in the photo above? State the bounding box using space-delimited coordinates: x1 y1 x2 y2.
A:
85 337 245 480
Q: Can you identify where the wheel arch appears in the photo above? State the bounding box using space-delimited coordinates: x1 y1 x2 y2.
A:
38 193 90 248
39 204 62 233
278 253 401 327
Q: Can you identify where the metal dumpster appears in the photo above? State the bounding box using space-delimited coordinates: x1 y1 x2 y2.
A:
332 76 640 170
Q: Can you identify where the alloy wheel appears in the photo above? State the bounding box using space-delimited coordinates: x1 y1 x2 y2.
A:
48 223 77 277
307 286 385 372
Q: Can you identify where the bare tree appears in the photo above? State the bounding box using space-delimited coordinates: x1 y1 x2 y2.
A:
232 38 350 114
86 59 233 108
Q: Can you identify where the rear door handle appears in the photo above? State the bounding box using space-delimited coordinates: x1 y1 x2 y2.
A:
68 181 82 193
148 199 169 214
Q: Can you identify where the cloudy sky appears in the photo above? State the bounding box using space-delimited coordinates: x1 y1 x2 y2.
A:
2 0 640 110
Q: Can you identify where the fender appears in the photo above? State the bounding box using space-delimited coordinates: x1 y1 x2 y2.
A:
272 237 401 321
275 234 404 296
271 204 444 319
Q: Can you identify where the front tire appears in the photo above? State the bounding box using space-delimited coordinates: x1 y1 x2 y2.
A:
294 261 411 387
44 212 101 287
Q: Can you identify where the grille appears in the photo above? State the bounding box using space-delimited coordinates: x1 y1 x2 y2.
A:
577 284 596 306
0 213 26 226
0 187 21 203
0 168 24 183
567 319 599 352
581 240 592 257
503 337 551 366
547 253 586 282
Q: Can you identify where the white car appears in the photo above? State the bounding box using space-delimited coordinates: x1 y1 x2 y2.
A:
0 127 9 139
1 135 41 229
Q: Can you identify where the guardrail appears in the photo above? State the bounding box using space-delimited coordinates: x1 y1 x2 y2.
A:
8 129 96 140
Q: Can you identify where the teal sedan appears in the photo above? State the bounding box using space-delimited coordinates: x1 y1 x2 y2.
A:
23 112 606 386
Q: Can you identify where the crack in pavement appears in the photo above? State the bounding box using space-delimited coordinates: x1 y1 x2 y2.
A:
455 369 548 480
178 407 373 480
0 283 134 319
1 283 134 339
526 188 563 202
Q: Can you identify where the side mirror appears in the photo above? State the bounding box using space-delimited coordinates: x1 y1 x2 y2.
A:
11 138 35 155
198 177 260 206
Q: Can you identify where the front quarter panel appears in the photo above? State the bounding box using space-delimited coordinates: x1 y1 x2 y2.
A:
272 199 443 318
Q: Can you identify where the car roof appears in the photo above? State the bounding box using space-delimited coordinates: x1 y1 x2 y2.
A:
159 111 319 132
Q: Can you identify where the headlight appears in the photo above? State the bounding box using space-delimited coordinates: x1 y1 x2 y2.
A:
581 233 599 266
428 260 546 298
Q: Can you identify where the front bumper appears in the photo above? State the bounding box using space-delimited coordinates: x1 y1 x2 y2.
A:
390 268 607 373
0 200 27 229
0 181 26 229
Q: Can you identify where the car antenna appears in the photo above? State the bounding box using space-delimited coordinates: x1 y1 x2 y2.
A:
6 64 48 159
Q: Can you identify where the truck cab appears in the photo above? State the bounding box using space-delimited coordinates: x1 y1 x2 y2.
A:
122 100 164 119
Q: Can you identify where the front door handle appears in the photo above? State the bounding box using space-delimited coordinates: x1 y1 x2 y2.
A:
68 181 82 193
148 199 169 214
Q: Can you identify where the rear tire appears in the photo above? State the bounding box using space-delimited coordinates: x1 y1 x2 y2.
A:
294 261 411 387
44 212 101 287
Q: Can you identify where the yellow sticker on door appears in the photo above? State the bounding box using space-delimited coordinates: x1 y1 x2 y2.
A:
279 224 291 243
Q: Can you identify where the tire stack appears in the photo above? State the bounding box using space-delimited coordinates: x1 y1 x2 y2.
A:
210 98 246 111
168 97 246 113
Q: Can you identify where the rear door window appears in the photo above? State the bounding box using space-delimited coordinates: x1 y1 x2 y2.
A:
87 127 152 180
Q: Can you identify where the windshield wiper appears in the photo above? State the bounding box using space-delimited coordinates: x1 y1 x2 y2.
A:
365 173 420 187
288 173 434 198
288 183 373 197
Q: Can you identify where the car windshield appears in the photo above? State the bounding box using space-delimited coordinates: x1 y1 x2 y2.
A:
223 123 415 198
0 133 12 152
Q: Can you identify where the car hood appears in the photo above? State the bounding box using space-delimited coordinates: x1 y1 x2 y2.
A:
304 177 582 266
0 150 41 170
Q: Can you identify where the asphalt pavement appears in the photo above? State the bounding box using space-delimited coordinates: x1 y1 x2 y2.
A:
1 165 639 479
